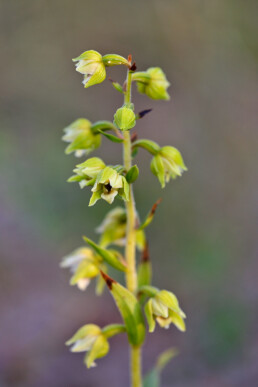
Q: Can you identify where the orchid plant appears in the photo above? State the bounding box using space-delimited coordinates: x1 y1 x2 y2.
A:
61 50 187 387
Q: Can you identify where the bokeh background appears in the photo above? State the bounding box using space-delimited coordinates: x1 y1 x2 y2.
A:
0 1 257 386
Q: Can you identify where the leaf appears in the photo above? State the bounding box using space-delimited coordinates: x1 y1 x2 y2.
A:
83 237 126 272
143 369 159 387
98 130 124 143
143 347 178 387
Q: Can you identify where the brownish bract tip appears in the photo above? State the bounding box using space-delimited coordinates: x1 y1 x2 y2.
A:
130 62 137 71
141 242 150 262
151 198 162 215
138 109 153 119
100 270 116 290
131 132 138 143
127 54 132 64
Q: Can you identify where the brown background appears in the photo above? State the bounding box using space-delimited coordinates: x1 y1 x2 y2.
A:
0 1 257 386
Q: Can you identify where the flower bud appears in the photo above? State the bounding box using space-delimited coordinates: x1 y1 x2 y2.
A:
73 50 106 88
89 166 129 206
126 165 139 183
68 157 106 188
144 289 186 332
114 106 136 131
132 67 170 100
62 119 101 157
151 146 187 188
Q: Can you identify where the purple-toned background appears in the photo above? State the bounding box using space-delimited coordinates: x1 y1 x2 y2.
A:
0 1 257 386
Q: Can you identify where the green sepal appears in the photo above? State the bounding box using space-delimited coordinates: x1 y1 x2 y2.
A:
98 130 124 143
101 272 146 346
102 324 126 339
83 236 126 272
102 54 129 67
84 335 109 368
126 165 139 183
66 324 101 346
138 199 162 230
114 106 136 131
70 260 99 286
143 348 178 387
144 299 156 332
133 139 160 155
151 155 165 188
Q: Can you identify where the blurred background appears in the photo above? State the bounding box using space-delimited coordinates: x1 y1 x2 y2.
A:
0 0 257 386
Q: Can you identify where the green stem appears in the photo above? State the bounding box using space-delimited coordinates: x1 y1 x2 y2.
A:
123 68 142 387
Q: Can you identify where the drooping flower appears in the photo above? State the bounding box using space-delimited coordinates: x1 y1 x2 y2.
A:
68 157 106 188
89 166 129 206
66 324 109 368
60 247 102 291
73 50 129 89
73 50 106 88
144 289 186 332
62 118 101 157
132 67 170 100
151 146 187 188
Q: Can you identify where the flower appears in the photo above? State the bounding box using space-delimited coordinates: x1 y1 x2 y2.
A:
96 207 146 250
73 50 106 88
60 247 102 291
151 146 187 188
89 166 129 206
132 67 170 100
68 157 106 188
62 119 101 157
145 290 186 332
66 324 109 368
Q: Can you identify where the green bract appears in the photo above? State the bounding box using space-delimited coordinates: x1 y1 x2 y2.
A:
151 146 187 188
89 166 129 206
62 118 101 157
101 272 146 346
132 67 170 100
144 289 186 332
114 106 136 131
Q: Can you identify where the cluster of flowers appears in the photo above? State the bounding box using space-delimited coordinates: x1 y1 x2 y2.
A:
61 50 187 369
